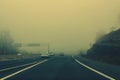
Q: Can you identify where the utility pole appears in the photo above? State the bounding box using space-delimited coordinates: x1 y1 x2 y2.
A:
48 43 50 55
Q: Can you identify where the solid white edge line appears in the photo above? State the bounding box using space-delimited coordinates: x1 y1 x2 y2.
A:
0 61 38 72
0 59 48 80
72 56 116 80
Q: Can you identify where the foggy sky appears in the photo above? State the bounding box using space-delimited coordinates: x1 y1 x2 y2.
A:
0 0 120 54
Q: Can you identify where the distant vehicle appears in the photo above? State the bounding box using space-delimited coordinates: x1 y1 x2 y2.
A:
41 54 50 58
49 54 55 56
17 53 22 56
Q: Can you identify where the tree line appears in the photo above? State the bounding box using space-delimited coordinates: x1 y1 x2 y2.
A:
0 30 18 55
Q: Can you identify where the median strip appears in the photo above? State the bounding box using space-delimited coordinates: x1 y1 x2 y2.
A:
72 57 116 80
0 59 48 80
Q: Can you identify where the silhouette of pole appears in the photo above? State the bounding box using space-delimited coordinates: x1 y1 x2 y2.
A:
48 43 50 55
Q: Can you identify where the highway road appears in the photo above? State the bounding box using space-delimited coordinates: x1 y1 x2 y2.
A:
0 56 120 80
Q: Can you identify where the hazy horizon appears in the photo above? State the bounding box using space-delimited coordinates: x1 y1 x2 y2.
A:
1 0 120 54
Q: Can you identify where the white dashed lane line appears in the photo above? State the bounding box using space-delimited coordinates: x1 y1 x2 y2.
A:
0 61 38 72
0 59 48 80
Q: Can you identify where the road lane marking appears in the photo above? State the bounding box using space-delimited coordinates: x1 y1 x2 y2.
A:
73 57 116 80
0 59 48 80
0 61 38 72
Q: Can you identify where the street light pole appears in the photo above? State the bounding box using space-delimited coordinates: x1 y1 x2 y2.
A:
48 43 50 55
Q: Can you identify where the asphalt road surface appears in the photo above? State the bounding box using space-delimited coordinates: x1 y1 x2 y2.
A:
0 56 120 80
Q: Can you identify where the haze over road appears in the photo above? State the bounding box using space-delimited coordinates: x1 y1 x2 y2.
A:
1 0 120 53
0 56 120 80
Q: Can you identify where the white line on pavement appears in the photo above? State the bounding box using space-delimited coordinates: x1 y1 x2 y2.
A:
72 57 116 80
0 61 38 72
0 59 48 80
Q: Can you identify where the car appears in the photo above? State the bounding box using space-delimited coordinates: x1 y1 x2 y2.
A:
41 55 50 58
